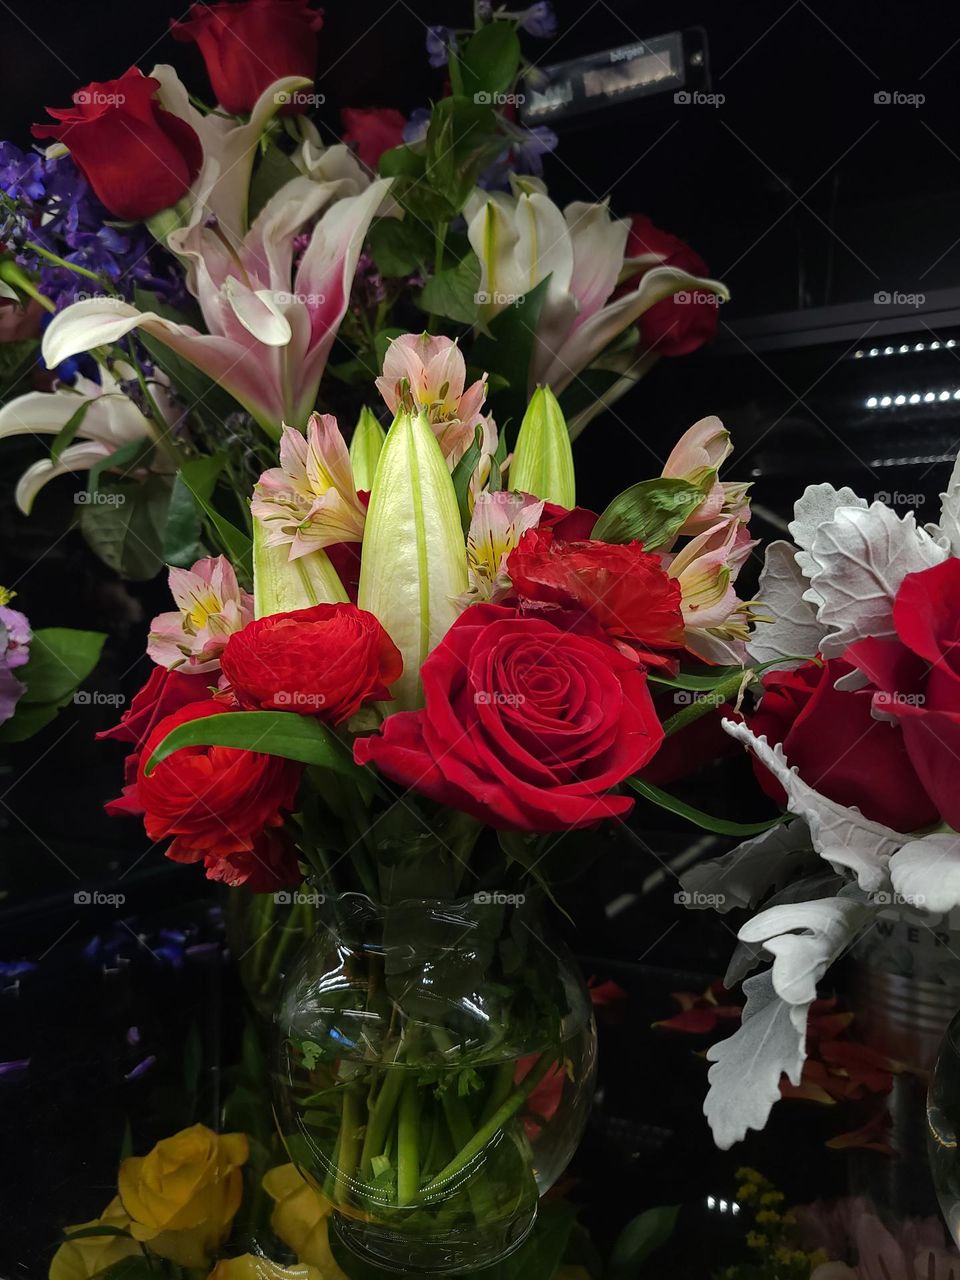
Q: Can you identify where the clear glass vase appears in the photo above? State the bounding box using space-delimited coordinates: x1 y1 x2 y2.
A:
272 892 597 1273
928 1006 960 1243
225 886 318 1020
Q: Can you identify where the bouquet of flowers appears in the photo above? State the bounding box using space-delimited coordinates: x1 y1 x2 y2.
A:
0 0 725 584
677 458 960 1150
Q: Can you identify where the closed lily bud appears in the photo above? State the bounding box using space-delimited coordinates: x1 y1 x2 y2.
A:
350 406 386 492
252 518 347 619
509 385 575 508
358 409 467 710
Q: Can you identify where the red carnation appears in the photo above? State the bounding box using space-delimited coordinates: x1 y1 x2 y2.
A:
624 214 718 358
507 529 684 651
32 69 202 221
354 604 663 831
221 603 402 725
136 701 301 870
341 107 407 170
172 0 324 115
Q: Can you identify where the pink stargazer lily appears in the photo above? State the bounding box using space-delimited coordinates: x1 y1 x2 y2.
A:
251 413 366 560
41 173 392 438
661 415 751 540
665 518 760 664
148 556 254 675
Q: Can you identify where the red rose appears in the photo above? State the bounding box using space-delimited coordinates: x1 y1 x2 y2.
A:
846 559 960 829
341 107 407 170
32 69 202 221
172 0 324 115
136 701 301 864
625 214 718 358
354 604 664 831
506 529 684 651
749 658 937 832
221 603 402 724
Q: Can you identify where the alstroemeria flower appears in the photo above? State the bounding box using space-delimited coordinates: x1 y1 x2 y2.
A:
661 415 751 540
252 414 366 560
148 556 254 675
0 593 31 728
665 518 759 664
0 361 176 513
464 490 544 601
375 333 494 470
465 176 728 393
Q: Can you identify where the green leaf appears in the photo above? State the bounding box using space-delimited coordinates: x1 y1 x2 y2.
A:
418 254 482 325
626 777 782 838
608 1205 680 1278
424 97 506 215
460 22 523 99
98 1259 157 1280
144 710 366 783
368 217 434 277
79 475 172 580
0 699 65 743
591 476 712 548
49 397 93 463
86 438 155 498
63 1225 132 1242
249 141 300 221
471 276 551 427
179 456 252 580
649 666 744 692
0 338 39 400
162 472 208 566
450 424 484 534
18 627 106 705
378 143 426 180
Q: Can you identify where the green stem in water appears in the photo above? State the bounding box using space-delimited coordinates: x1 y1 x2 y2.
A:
478 1060 515 1126
334 1086 362 1206
421 1053 555 1200
397 1077 421 1204
359 1063 405 1177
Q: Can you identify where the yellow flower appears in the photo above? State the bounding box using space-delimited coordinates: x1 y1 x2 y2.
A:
49 1197 140 1280
756 1209 782 1226
118 1123 249 1267
262 1164 348 1278
208 1255 325 1280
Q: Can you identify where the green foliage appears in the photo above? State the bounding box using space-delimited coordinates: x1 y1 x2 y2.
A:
78 474 173 580
417 254 482 325
0 626 106 743
626 777 781 838
591 476 713 547
368 217 434 277
607 1205 679 1278
470 278 552 428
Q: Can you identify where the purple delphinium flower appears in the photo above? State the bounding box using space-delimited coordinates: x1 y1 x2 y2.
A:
403 107 431 147
125 1055 156 1082
511 125 559 177
426 25 458 68
520 2 557 38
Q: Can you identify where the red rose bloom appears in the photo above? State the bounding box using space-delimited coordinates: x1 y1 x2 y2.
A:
137 700 301 865
507 529 684 651
341 107 407 170
625 214 718 358
845 559 960 830
32 69 202 221
354 604 664 831
221 603 402 724
749 657 937 832
172 0 324 115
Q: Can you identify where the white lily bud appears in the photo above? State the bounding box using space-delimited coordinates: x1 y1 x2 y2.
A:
350 406 386 491
252 518 347 618
509 385 575 508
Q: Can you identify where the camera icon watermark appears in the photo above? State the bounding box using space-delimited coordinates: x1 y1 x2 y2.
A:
74 490 126 506
274 290 326 307
673 290 725 307
474 690 525 707
75 90 126 107
474 90 526 106
474 890 526 906
674 89 725 108
73 690 126 708
673 690 726 708
874 290 925 308
74 889 126 906
674 890 726 907
874 90 924 107
871 889 926 907
874 489 925 507
273 889 325 906
474 289 525 307
274 690 327 709
274 90 326 108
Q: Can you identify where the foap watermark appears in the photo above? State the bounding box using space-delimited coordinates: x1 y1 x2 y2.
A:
475 690 525 707
74 889 126 907
474 90 525 106
274 89 326 108
74 690 126 708
474 890 526 906
274 690 327 709
674 890 726 908
874 489 925 507
75 490 126 506
273 889 325 906
874 90 925 108
674 290 725 307
475 289 525 307
672 690 728 709
274 290 326 307
874 290 925 308
874 690 926 708
674 89 725 108
76 90 127 107
871 889 927 908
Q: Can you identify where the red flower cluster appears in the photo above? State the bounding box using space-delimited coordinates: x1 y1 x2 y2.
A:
625 215 718 358
221 603 402 724
355 604 663 830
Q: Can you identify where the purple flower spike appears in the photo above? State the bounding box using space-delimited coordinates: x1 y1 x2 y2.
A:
125 1055 156 1082
520 3 557 38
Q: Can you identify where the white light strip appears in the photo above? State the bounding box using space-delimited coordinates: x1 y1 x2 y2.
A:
865 389 960 408
855 340 956 358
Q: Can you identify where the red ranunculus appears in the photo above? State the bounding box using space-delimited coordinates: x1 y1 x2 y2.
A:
354 604 664 831
625 214 718 357
190 827 301 892
845 559 960 830
137 701 301 867
32 69 202 221
221 603 402 724
749 657 938 832
172 0 323 115
507 529 685 651
341 107 406 170
538 501 598 540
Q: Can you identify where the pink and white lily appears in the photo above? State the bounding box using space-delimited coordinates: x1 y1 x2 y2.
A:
148 555 254 675
666 518 760 664
251 413 366 560
661 415 751 539
0 362 176 513
465 177 728 394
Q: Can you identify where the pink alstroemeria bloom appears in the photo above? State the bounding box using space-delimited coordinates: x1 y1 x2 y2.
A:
464 490 544 602
661 415 751 540
375 333 495 471
148 556 254 675
251 413 366 560
41 172 392 438
665 518 759 664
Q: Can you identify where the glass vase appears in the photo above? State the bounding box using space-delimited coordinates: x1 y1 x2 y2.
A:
272 892 597 1273
225 886 318 1020
928 1006 960 1243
